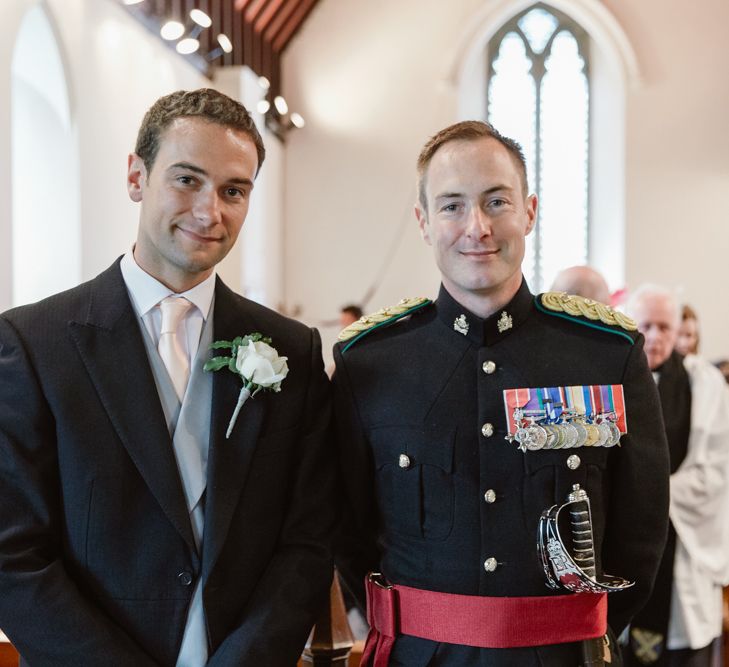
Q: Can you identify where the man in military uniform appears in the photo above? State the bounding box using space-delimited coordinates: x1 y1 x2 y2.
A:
332 121 670 666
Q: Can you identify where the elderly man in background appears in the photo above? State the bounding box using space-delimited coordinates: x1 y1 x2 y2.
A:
624 285 729 667
551 265 612 304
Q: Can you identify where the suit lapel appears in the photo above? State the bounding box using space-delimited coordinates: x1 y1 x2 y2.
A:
68 261 196 553
203 279 266 579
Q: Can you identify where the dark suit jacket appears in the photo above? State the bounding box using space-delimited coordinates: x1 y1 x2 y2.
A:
0 260 335 666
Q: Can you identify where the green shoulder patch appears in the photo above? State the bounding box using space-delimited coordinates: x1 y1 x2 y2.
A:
339 297 432 352
536 292 638 344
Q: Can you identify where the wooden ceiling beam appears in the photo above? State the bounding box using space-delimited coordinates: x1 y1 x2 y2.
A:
272 0 317 52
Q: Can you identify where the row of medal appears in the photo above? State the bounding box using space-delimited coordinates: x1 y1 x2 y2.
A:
510 407 622 451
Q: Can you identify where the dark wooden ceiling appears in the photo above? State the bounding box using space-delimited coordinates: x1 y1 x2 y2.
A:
121 0 320 93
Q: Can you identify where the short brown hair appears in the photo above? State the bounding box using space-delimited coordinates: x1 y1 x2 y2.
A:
135 88 265 175
416 120 528 211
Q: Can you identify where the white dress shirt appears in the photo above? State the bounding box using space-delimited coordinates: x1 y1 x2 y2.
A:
120 251 215 365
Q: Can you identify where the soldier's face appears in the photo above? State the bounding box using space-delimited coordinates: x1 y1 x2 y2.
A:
127 117 258 292
632 295 679 370
416 137 536 310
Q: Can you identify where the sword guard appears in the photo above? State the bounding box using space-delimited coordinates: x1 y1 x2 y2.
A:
538 485 634 593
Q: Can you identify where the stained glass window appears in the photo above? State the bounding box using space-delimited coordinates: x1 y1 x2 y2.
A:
487 4 589 291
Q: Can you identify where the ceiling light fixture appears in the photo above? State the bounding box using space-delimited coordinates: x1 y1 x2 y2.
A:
160 20 185 41
262 95 306 141
207 33 233 61
176 38 200 55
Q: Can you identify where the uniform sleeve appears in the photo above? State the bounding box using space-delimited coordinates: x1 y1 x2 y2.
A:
0 316 160 666
331 343 381 608
602 334 671 635
207 327 336 667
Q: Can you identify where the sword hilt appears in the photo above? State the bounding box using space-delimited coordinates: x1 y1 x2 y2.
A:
567 484 605 667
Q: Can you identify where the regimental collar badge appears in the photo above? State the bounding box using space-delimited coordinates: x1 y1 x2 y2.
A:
453 314 469 336
497 311 513 333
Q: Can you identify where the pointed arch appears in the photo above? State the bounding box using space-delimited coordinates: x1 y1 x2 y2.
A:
448 0 641 291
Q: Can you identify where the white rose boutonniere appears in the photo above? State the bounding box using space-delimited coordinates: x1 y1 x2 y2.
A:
204 333 289 438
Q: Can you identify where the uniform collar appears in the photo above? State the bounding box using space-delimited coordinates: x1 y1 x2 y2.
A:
435 278 533 345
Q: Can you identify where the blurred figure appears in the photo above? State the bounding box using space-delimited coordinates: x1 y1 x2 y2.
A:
339 304 363 328
715 360 729 385
551 265 611 304
625 285 729 667
676 305 700 356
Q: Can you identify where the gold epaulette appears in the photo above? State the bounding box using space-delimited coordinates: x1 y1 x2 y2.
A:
338 297 431 343
540 292 637 332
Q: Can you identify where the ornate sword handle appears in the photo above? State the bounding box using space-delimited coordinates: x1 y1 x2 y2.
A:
568 484 607 667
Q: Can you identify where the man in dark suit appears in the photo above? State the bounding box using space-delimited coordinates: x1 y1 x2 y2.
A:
0 88 334 666
333 121 670 666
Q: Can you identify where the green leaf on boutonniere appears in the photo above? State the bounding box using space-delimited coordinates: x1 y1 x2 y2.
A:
203 356 232 372
205 332 290 439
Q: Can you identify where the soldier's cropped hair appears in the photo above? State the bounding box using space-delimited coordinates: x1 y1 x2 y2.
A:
416 120 528 211
135 88 265 175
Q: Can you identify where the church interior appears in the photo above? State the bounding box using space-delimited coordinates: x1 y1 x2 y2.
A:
0 0 728 664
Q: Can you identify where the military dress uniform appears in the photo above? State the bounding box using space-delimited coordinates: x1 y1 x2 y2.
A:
333 280 670 667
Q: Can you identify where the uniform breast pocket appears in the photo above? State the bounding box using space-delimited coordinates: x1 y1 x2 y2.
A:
522 447 611 535
369 425 455 541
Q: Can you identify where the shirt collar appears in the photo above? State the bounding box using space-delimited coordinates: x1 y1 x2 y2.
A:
435 278 534 345
120 250 216 320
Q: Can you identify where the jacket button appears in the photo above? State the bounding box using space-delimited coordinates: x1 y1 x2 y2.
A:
482 360 496 374
398 454 411 469
178 571 193 586
481 423 494 438
483 557 498 572
484 489 496 504
566 454 581 470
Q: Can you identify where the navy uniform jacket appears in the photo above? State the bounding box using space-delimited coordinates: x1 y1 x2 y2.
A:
333 281 670 667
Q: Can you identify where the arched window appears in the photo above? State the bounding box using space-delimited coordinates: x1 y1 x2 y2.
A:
487 4 589 291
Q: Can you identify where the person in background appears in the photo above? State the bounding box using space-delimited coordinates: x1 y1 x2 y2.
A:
676 305 700 357
551 265 612 304
339 304 363 329
624 285 729 667
333 120 670 666
0 88 334 667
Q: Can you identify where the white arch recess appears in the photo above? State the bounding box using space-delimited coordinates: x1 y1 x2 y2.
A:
11 3 80 306
448 0 642 293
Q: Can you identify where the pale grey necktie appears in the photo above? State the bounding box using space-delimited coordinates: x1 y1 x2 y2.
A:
158 296 192 401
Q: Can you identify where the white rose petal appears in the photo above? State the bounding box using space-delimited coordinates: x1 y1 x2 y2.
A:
235 340 289 388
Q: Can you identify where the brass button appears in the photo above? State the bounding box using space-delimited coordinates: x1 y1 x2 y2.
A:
483 557 498 572
481 423 494 438
482 360 496 375
567 454 581 470
398 454 411 469
484 489 496 504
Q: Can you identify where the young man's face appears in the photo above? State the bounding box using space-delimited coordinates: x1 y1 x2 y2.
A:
415 137 536 311
127 116 259 291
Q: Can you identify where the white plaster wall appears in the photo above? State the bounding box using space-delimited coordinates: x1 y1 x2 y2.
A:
1 0 283 313
604 0 729 361
0 0 206 311
283 0 729 361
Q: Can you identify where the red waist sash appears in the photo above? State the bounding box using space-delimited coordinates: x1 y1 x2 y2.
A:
361 574 607 667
